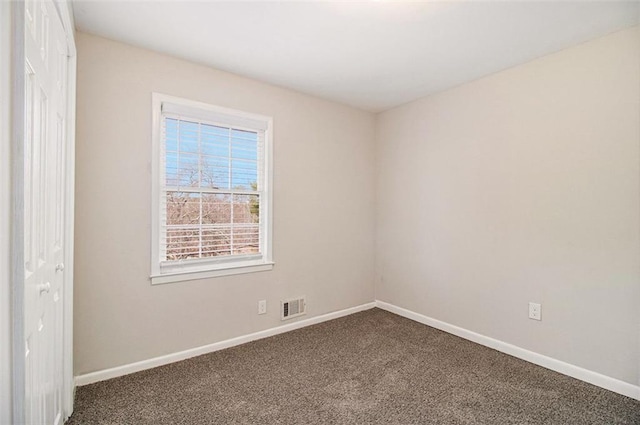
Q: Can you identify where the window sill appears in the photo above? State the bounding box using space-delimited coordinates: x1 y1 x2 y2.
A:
151 261 274 285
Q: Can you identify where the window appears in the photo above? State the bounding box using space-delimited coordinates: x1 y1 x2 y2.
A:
151 94 273 284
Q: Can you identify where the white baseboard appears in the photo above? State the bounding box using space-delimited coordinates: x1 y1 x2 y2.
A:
75 302 376 386
375 300 640 401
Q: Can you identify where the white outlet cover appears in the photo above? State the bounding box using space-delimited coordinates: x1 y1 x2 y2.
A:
258 300 267 315
528 302 541 321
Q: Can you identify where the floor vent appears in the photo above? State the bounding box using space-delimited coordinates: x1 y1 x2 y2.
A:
281 296 306 321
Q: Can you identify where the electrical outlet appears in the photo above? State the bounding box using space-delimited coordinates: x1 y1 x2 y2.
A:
258 300 267 315
528 302 541 321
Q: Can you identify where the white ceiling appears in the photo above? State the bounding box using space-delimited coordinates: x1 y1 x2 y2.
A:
72 1 639 112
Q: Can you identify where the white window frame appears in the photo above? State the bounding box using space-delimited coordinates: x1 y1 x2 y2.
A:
150 93 273 285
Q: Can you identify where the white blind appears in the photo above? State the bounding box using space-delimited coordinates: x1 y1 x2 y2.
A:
162 102 268 132
159 108 265 263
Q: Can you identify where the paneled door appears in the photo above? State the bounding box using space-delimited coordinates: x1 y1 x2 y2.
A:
23 1 68 423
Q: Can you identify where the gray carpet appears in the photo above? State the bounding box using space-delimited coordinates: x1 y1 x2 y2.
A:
66 308 640 424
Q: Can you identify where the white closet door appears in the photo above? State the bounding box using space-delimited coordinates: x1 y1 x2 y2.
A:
23 1 68 423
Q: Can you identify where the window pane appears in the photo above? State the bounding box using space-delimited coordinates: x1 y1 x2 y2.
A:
165 118 178 152
232 224 259 255
201 123 229 157
231 159 258 190
202 227 231 257
178 120 199 153
233 194 259 224
178 153 200 187
166 192 201 260
164 192 261 260
164 118 260 191
202 194 231 225
231 129 257 161
165 152 179 186
232 194 259 255
166 228 200 260
166 192 200 226
200 156 230 190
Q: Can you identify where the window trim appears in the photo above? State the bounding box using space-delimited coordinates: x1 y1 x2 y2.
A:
150 93 273 285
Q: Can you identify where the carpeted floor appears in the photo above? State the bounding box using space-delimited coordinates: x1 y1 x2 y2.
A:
66 308 640 424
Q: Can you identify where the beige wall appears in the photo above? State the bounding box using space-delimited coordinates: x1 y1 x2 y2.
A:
77 27 640 386
74 33 376 375
376 27 640 385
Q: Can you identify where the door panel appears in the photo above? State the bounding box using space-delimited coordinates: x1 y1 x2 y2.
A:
24 1 67 424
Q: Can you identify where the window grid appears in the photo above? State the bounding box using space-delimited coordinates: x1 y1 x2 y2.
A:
161 116 261 263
